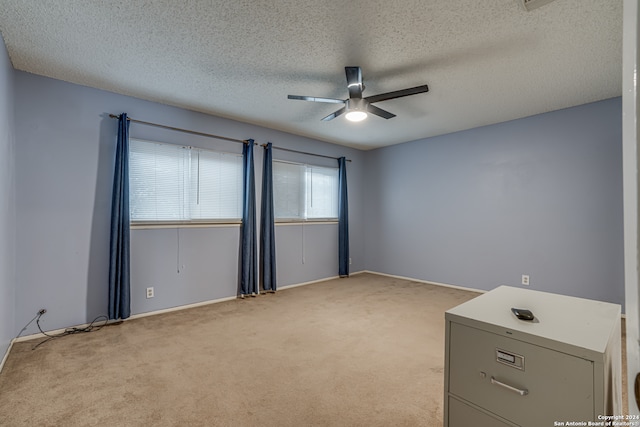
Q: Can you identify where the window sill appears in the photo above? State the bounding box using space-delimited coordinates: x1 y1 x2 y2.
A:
131 220 242 230
275 220 338 226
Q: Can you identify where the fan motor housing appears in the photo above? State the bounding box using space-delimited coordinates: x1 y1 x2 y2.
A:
346 98 367 111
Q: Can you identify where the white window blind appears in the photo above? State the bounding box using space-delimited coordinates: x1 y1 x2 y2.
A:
189 149 243 220
273 161 338 220
273 161 305 220
306 166 338 219
129 139 242 222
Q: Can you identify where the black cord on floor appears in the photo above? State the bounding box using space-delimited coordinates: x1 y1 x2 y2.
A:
32 314 109 350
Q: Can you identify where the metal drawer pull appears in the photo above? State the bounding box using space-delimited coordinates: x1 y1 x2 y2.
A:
490 377 529 396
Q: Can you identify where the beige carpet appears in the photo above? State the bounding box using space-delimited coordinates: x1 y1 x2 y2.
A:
0 274 625 426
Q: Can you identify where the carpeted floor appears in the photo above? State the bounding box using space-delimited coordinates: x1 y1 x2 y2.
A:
0 274 626 426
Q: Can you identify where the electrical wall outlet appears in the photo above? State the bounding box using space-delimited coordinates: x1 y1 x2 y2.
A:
522 275 530 286
146 287 154 298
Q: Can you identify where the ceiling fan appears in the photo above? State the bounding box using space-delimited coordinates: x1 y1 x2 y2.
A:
288 66 429 122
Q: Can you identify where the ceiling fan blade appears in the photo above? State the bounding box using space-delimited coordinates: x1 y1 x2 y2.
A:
345 67 364 99
288 95 345 104
364 84 430 104
366 103 396 119
321 106 346 121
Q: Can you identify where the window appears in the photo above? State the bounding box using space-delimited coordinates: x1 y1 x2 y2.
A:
273 161 338 221
129 139 243 223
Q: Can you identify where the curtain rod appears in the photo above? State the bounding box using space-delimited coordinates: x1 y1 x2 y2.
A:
109 114 249 145
261 144 352 162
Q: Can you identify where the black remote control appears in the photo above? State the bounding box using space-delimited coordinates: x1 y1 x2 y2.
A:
511 307 534 321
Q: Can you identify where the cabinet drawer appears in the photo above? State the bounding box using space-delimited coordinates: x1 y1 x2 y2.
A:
448 396 516 427
448 322 593 426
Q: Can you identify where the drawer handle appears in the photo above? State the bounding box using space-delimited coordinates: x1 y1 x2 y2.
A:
490 376 529 396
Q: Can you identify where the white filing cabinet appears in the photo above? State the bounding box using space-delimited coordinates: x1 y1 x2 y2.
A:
443 286 621 427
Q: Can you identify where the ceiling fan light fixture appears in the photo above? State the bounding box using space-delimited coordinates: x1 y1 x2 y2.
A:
345 98 367 122
346 110 367 122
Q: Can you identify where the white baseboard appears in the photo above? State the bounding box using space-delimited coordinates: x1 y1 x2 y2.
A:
362 270 485 294
361 272 626 319
0 269 459 375
13 295 238 343
7 270 621 359
14 318 117 343
0 339 14 374
278 276 339 290
278 270 366 291
12 272 368 345
128 296 238 320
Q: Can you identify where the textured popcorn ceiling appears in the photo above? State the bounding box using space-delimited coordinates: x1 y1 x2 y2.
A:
0 0 622 149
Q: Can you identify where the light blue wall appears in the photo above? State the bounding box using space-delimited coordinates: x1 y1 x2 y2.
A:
0 36 16 359
14 71 364 331
9 66 624 334
364 98 624 307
